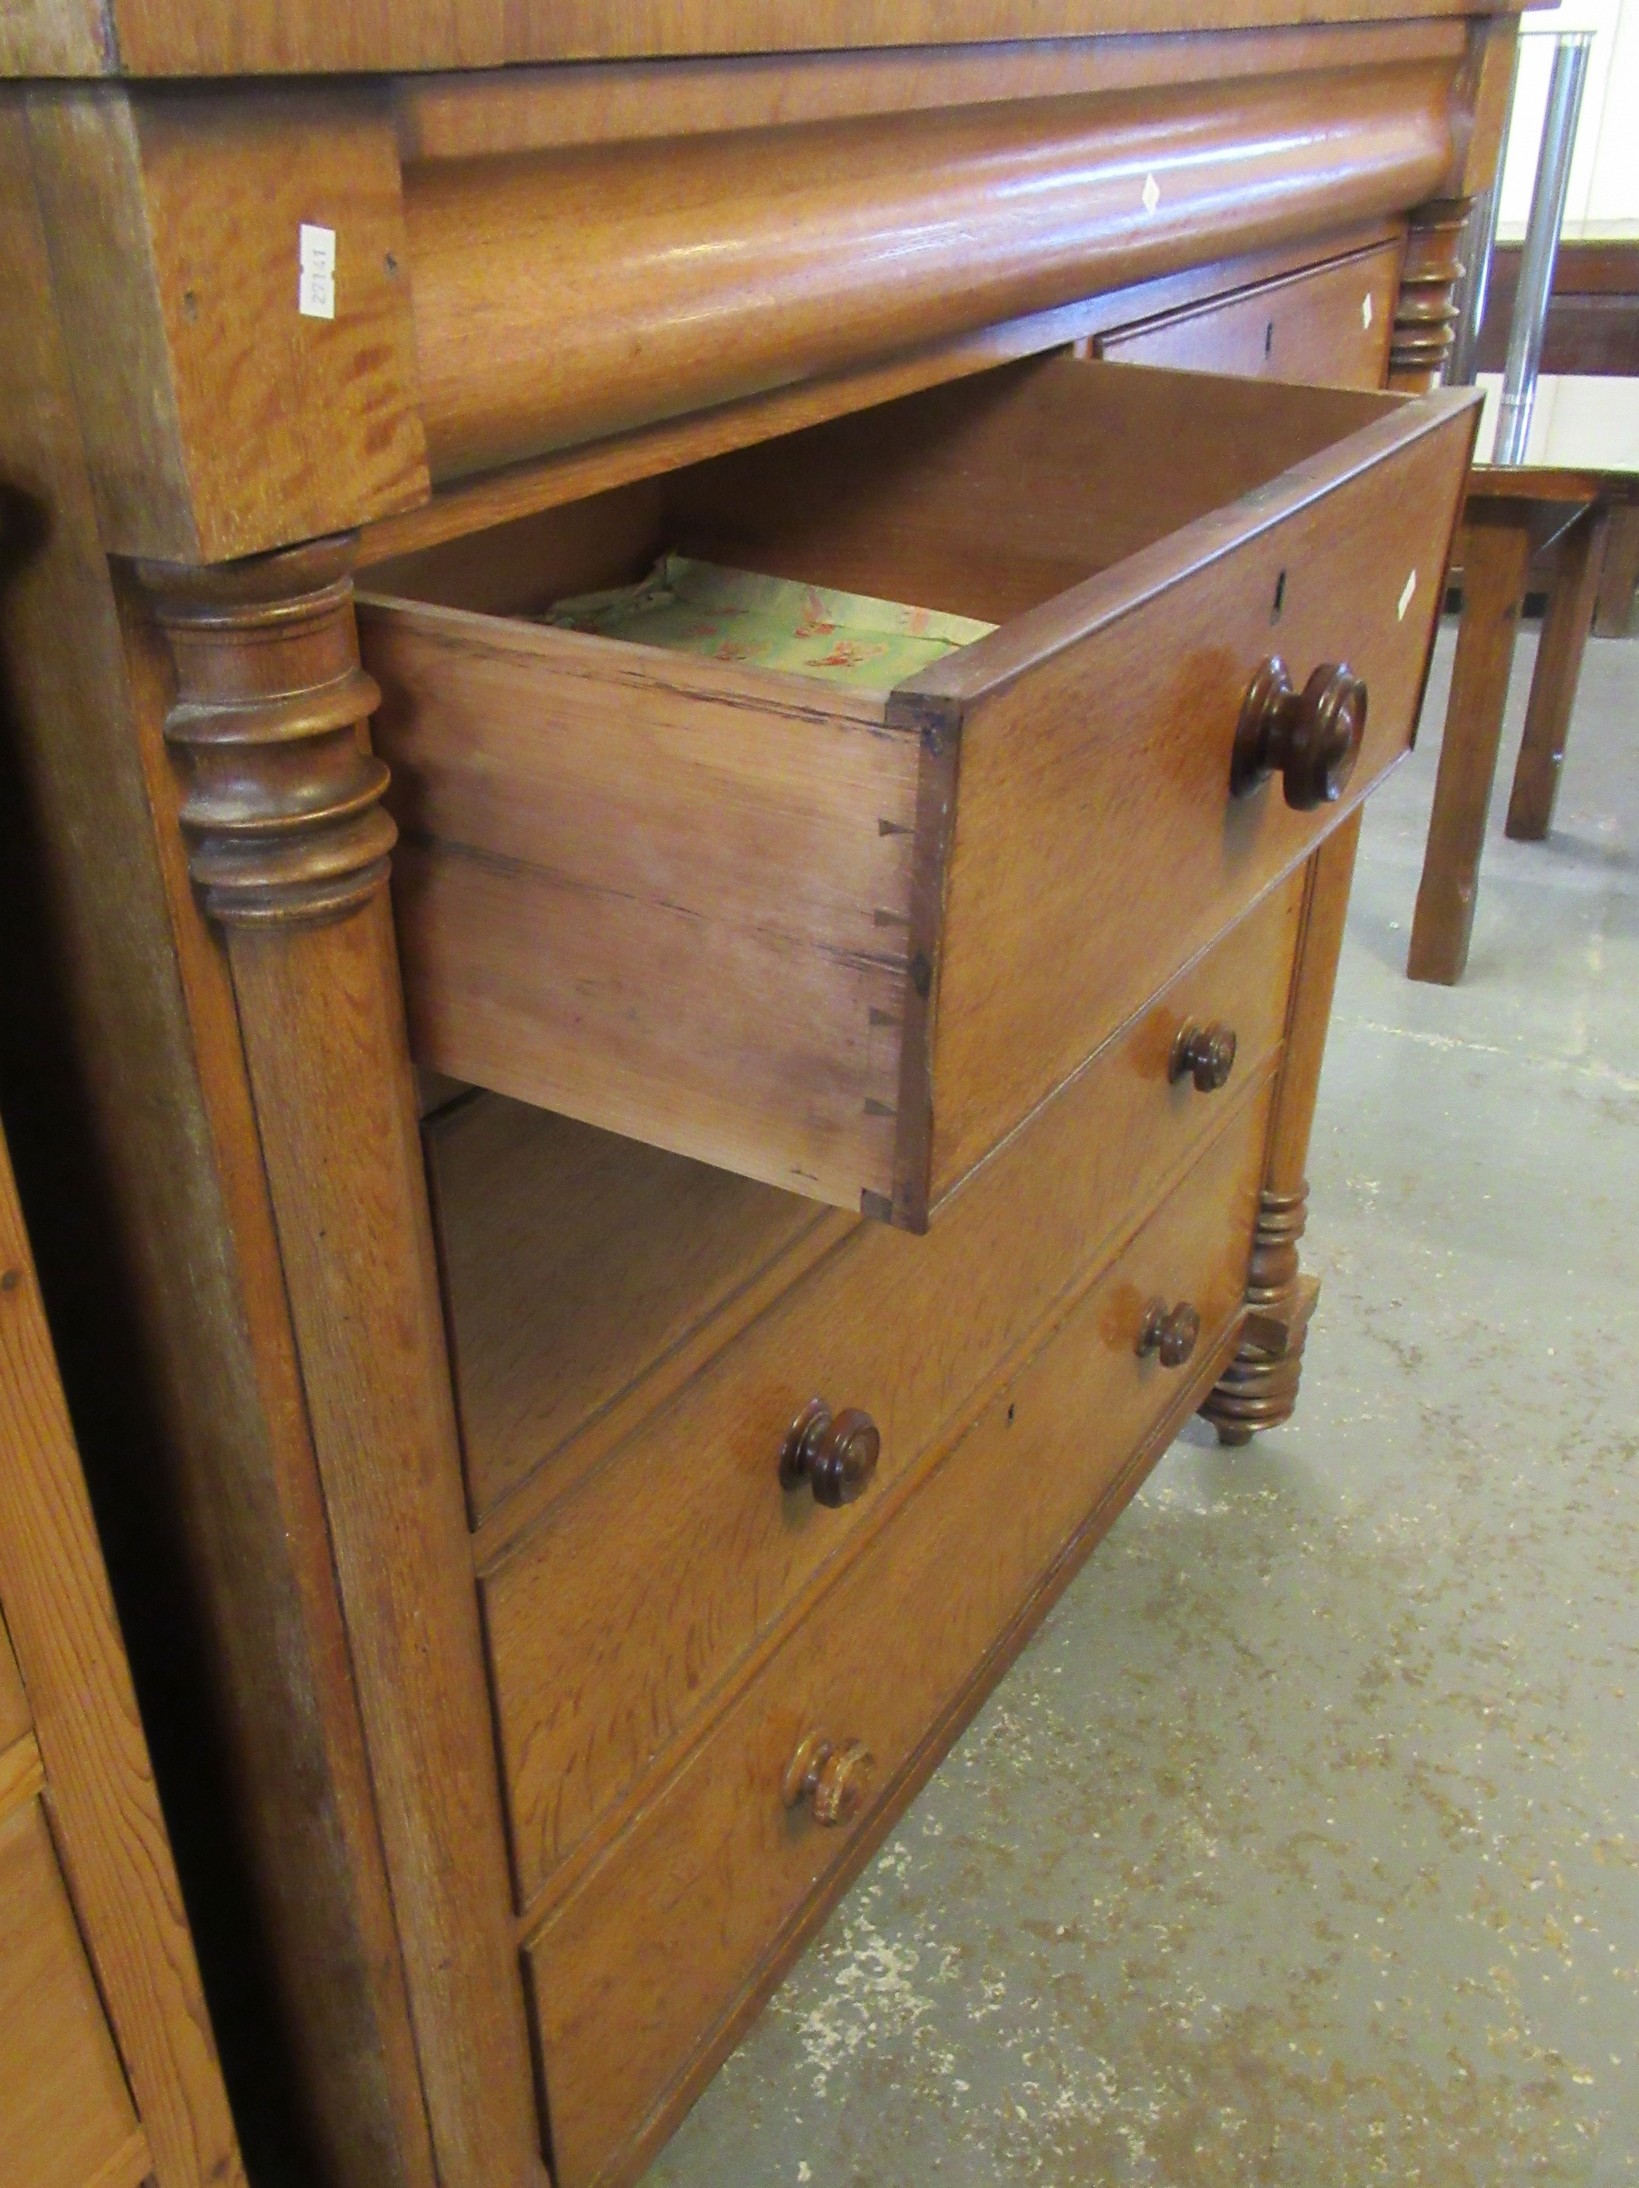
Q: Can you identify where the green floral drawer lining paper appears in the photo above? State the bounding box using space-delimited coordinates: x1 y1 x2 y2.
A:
542 554 996 691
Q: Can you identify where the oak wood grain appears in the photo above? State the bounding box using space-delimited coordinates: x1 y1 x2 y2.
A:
1505 501 1611 842
0 1728 44 1820
0 1800 145 2188
26 83 427 562
0 0 110 76
1593 501 1639 639
363 601 917 1212
664 354 1389 622
1097 238 1402 386
425 1102 845 1527
396 28 1467 161
479 880 1301 1911
68 0 1525 79
404 66 1454 478
1388 196 1471 392
919 379 1475 1201
0 1119 246 2188
1408 508 1536 984
1200 812 1361 1439
0 29 1518 2188
223 901 547 2188
365 360 1473 1228
526 1087 1270 2188
0 96 434 2188
465 869 1301 1569
0 1608 26 1752
134 532 545 2188
1444 12 1521 201
357 224 1405 567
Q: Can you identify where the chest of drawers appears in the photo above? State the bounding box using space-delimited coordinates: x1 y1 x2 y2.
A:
0 1120 242 2188
0 11 1514 2188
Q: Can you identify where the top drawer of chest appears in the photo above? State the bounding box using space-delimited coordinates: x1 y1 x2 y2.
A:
1096 239 1403 387
359 355 1474 1228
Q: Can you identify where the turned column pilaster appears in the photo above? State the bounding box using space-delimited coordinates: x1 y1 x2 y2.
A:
1200 810 1363 1447
1388 197 1472 393
138 537 546 2188
147 537 396 924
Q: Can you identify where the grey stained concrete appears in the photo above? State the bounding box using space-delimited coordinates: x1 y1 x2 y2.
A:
641 618 1639 2188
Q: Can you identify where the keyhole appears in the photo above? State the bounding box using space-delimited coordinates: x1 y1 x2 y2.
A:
1264 320 1274 358
1271 568 1287 623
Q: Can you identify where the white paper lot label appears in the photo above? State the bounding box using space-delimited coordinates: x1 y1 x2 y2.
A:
299 224 337 320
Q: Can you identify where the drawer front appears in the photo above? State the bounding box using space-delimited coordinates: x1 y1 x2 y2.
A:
921 393 1470 1200
1097 240 1401 389
484 877 1301 1907
526 1090 1269 2188
0 1798 144 2188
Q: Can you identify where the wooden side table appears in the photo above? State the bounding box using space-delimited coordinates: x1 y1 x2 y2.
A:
1409 373 1639 983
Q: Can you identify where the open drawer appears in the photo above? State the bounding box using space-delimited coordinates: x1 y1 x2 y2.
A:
359 356 1475 1228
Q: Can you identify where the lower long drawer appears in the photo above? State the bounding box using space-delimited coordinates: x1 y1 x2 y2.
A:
482 871 1301 1911
524 1085 1270 2188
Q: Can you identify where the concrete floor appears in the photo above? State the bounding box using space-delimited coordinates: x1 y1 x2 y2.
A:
642 620 1639 2188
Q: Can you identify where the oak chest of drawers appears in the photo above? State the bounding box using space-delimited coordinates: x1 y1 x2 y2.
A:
0 1119 242 2188
0 10 1512 2188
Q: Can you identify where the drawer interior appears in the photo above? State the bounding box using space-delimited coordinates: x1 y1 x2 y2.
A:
367 352 1392 638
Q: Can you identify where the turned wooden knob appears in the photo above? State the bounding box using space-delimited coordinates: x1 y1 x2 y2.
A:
1137 1299 1202 1369
1169 1021 1238 1093
1230 658 1367 812
781 1732 875 1826
779 1398 881 1508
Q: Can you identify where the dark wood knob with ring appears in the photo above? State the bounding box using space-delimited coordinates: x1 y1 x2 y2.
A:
781 1732 875 1826
1136 1299 1202 1369
1169 1021 1238 1093
779 1398 881 1507
1231 658 1367 811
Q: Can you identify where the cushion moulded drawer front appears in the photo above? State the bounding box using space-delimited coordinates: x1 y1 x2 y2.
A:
360 354 1475 1228
1095 237 1403 387
524 1084 1272 2188
480 870 1305 1909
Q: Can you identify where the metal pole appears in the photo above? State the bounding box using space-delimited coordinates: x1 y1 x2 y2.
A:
1496 30 1593 463
1449 178 1504 387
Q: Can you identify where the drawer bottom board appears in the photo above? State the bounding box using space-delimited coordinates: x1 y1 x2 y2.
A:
525 1087 1270 2188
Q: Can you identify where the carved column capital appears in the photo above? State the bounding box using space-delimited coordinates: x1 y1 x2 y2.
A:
1389 197 1471 394
139 534 396 927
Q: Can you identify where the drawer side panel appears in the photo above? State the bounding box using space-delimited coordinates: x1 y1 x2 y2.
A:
364 604 919 1210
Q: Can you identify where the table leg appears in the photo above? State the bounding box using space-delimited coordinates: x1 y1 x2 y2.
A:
1408 510 1533 985
1505 501 1610 842
1592 499 1639 640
